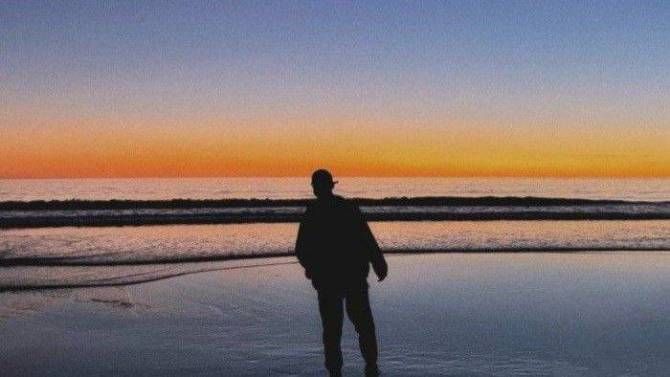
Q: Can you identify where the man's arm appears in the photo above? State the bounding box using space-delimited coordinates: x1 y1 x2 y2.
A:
295 207 313 279
353 204 388 281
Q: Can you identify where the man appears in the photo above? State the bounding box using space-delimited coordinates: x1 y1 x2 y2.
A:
295 169 388 377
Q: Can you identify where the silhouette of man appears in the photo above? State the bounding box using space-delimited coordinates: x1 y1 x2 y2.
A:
296 169 388 377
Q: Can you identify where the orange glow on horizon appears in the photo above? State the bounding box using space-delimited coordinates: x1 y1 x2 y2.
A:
2 116 669 179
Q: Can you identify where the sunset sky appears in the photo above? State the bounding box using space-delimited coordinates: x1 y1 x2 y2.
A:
2 1 669 178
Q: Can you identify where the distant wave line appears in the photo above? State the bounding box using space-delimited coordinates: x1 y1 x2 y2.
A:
2 211 670 229
3 196 670 228
2 196 669 211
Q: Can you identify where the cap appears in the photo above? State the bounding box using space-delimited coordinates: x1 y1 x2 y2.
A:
311 169 338 185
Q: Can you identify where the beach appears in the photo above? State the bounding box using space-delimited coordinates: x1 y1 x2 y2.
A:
2 178 670 376
2 252 669 376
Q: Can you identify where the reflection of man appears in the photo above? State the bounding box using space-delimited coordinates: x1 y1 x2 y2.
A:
295 169 388 377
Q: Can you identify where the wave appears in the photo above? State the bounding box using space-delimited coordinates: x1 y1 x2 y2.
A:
3 248 670 291
3 246 670 267
2 196 670 228
2 196 669 210
0 259 300 292
3 217 670 290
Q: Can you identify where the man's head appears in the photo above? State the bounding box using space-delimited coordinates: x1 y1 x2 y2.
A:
311 169 337 199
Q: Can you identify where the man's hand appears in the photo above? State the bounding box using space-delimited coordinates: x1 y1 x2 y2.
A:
375 262 388 282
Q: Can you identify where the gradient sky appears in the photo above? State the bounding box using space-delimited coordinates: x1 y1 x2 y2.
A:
1 1 669 178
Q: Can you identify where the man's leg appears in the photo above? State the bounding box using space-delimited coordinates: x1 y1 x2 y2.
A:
345 286 379 376
317 289 344 376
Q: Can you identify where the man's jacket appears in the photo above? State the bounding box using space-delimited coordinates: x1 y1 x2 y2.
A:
295 195 387 289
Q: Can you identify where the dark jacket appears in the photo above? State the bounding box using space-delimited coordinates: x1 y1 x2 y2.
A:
295 195 387 289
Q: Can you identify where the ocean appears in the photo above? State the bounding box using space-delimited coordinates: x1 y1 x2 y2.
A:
2 177 670 376
1 177 670 290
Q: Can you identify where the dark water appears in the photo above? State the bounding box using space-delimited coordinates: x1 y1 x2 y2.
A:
3 197 670 228
3 178 670 228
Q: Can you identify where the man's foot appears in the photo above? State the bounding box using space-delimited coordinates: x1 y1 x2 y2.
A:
365 364 380 377
328 369 342 377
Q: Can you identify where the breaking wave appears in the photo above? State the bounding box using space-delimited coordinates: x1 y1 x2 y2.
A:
2 196 670 228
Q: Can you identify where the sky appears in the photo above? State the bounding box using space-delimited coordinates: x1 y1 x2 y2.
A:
1 1 669 178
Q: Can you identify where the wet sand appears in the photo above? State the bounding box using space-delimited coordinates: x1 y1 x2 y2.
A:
2 252 670 376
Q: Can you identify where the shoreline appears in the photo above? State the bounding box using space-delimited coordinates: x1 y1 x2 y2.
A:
2 246 670 267
3 249 670 292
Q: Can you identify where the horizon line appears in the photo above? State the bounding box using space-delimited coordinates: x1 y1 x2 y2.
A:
2 175 670 180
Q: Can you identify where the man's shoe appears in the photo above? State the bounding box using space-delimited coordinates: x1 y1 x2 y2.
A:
365 364 380 377
328 369 342 377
